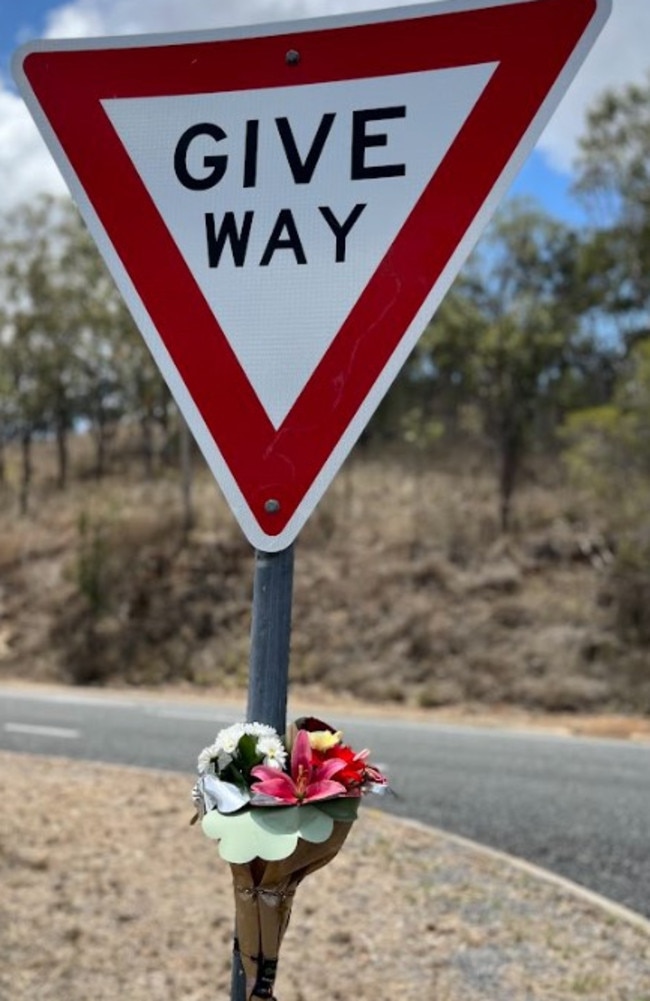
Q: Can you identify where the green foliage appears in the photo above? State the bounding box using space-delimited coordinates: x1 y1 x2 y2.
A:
564 341 650 646
574 74 650 334
563 404 635 490
610 534 650 646
220 733 265 791
75 510 111 617
565 340 650 488
419 199 588 528
0 194 169 496
399 408 444 449
563 76 650 647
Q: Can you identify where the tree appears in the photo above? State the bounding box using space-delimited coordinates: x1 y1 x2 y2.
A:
0 194 169 497
422 198 588 529
573 74 650 343
564 338 650 643
0 195 108 494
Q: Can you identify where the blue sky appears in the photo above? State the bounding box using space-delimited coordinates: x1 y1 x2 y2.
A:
509 152 585 226
512 151 588 226
0 1 49 44
1 0 649 224
0 2 52 68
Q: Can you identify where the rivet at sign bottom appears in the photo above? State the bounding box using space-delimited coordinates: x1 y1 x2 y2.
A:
285 49 300 65
264 499 281 514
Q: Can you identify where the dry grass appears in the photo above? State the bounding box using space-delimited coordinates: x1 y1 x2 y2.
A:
0 441 648 713
2 751 649 1001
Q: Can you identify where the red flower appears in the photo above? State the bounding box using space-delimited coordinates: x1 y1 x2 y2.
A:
250 730 347 806
313 743 369 793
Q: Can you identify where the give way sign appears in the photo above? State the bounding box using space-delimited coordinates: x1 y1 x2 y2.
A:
13 0 610 551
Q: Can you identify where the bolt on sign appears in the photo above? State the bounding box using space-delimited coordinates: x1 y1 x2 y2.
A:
14 0 610 551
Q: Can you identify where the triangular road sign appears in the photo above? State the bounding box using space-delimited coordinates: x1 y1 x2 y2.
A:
14 0 610 551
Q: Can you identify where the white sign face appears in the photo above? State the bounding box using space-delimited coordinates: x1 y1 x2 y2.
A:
104 62 497 427
14 0 612 551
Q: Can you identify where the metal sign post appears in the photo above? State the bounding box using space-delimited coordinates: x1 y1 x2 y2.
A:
231 543 295 1000
246 546 295 733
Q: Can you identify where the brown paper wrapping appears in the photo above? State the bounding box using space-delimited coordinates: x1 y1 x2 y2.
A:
230 820 353 1000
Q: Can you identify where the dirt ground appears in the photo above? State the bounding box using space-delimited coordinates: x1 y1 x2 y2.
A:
2 448 650 998
1 749 649 1001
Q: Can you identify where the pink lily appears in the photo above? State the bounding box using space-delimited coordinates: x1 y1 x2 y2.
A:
250 729 347 806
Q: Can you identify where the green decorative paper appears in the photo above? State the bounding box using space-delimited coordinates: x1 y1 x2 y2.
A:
202 804 338 863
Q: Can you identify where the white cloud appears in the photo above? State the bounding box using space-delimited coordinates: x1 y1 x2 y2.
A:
536 0 650 173
41 0 405 39
0 88 67 211
2 0 650 212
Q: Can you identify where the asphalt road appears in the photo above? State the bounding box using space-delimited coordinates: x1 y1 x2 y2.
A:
2 686 649 918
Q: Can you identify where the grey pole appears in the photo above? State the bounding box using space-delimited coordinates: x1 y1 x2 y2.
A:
231 543 295 1001
246 545 294 731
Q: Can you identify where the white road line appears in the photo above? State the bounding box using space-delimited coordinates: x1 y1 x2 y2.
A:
147 708 241 722
4 723 80 739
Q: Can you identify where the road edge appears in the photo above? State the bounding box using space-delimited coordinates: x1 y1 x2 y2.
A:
391 812 650 935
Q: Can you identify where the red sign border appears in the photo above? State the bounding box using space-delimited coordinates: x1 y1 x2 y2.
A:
16 0 606 547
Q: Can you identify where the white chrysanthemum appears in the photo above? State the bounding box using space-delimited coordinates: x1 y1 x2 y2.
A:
256 734 288 770
243 722 278 739
214 723 245 755
200 722 283 775
197 743 220 775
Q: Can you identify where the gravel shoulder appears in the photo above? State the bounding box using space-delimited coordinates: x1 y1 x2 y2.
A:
1 751 649 1001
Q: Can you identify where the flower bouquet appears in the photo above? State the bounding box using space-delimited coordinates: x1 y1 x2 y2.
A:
192 716 386 1000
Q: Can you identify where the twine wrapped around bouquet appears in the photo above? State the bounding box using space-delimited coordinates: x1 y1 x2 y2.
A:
192 718 385 1001
228 811 356 999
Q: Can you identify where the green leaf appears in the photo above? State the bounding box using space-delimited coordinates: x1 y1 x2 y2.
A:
316 798 360 823
237 733 263 773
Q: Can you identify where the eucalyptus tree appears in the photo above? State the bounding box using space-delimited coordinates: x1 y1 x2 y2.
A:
0 194 170 495
569 75 650 642
422 198 587 530
0 195 72 507
54 199 121 475
35 195 170 479
573 73 650 344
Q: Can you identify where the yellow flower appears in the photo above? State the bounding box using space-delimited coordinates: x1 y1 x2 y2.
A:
308 729 343 752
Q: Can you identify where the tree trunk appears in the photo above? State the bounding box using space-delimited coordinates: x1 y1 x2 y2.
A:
92 412 108 479
498 429 521 533
56 419 68 490
179 417 194 535
140 413 154 479
19 430 32 516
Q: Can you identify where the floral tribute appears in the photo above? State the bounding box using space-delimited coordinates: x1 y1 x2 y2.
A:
192 716 386 1001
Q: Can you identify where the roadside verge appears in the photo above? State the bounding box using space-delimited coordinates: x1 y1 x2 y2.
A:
1 750 648 1001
